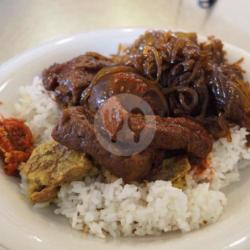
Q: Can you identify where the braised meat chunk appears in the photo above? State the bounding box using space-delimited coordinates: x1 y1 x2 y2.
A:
42 52 113 106
52 106 212 182
97 95 212 158
52 107 154 182
208 63 250 125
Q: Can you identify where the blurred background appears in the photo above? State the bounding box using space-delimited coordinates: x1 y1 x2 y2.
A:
0 0 249 63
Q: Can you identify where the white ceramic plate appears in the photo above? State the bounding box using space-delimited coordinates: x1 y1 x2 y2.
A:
0 29 250 250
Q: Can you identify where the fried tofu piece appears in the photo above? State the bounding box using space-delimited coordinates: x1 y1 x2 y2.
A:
20 140 97 203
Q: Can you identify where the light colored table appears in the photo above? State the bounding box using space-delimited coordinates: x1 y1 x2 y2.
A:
0 0 249 65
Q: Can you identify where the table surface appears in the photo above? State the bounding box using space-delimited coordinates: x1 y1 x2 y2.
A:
0 0 249 65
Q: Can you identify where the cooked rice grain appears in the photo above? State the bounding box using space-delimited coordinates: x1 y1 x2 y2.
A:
15 77 59 143
55 179 226 238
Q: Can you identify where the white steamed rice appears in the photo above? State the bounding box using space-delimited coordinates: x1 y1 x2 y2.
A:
15 77 250 238
15 76 59 143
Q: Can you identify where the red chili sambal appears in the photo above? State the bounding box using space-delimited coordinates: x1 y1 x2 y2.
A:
0 118 33 175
